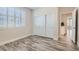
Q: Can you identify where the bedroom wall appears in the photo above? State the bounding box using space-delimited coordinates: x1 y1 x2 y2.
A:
0 8 32 45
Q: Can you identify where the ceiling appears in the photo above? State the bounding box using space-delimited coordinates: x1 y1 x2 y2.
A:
28 7 40 10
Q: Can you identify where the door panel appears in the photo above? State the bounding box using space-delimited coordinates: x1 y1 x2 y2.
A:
67 17 73 40
72 8 77 43
46 14 58 39
33 16 46 36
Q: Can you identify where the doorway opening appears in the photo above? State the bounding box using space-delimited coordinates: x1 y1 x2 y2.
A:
59 12 76 45
59 8 78 47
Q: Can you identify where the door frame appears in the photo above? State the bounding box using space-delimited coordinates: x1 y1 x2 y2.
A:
75 9 78 45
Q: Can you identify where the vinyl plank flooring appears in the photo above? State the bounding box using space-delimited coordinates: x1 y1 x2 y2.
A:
0 35 78 51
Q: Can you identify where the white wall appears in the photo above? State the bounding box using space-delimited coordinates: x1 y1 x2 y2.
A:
32 7 58 40
0 8 32 45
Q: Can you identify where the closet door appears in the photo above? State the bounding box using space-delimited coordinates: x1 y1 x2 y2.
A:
72 8 77 44
46 14 58 40
33 16 46 36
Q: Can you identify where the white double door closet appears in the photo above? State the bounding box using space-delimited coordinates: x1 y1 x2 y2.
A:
33 14 58 40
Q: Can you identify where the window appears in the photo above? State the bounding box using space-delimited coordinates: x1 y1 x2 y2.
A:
16 17 21 27
8 16 15 27
0 7 25 29
15 8 22 27
0 8 7 15
8 8 14 16
15 8 21 17
21 10 26 26
8 8 15 27
0 8 7 28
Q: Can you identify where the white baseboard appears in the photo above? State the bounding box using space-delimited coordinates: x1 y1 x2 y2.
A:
0 34 31 46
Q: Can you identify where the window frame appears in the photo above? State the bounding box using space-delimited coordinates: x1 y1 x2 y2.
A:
0 7 24 29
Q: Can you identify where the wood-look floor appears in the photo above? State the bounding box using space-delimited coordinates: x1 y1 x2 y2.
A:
0 35 79 51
